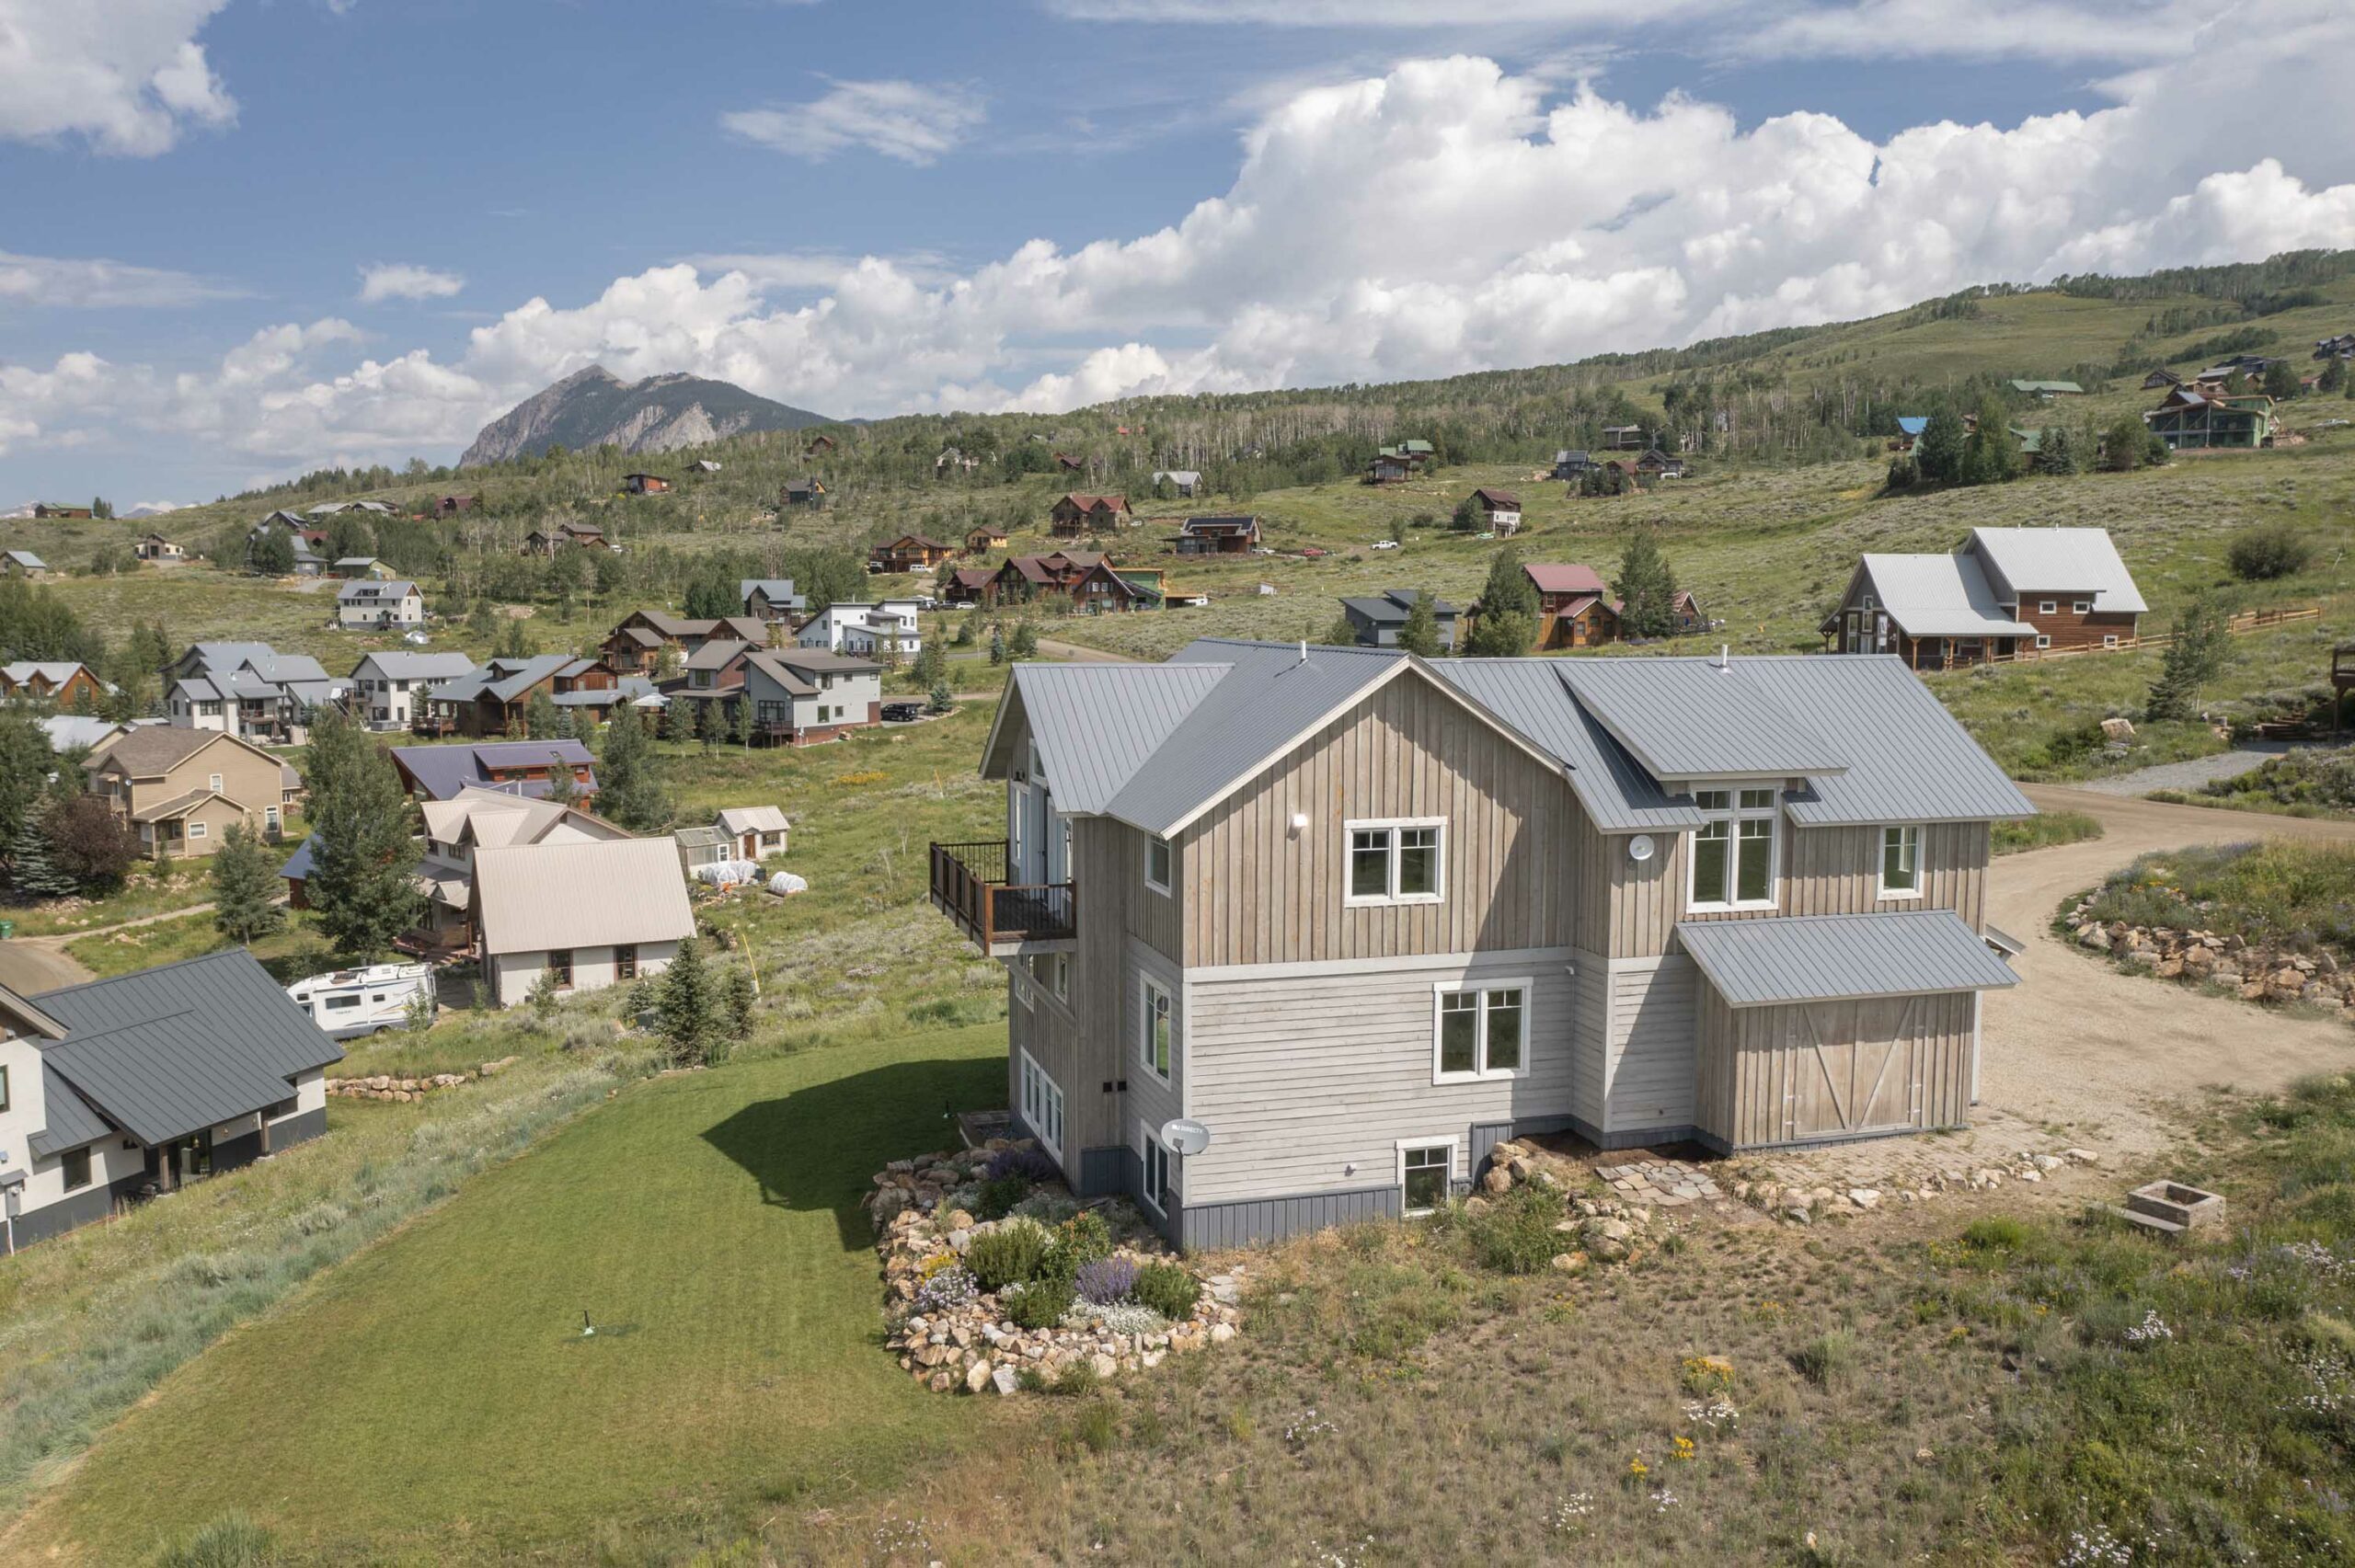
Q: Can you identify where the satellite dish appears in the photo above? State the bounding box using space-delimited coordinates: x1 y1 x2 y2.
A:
1160 1117 1212 1156
1627 834 1657 864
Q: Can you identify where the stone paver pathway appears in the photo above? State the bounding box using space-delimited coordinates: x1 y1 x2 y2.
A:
1593 1157 1722 1207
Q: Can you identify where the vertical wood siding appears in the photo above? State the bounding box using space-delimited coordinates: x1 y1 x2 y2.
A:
1695 987 1977 1150
1604 818 1990 958
1179 672 1577 967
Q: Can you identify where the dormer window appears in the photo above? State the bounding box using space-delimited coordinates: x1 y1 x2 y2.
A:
1688 787 1778 911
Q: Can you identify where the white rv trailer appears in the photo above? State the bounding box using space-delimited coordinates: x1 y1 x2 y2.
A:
284 962 438 1039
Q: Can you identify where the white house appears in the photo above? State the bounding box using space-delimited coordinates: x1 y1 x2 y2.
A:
471 837 695 1007
795 600 923 659
337 578 425 630
348 651 477 730
741 649 883 745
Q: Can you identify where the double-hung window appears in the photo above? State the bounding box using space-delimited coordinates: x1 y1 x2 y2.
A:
1345 818 1444 906
1018 1048 1063 1158
1398 1141 1454 1216
1433 982 1527 1082
1688 788 1778 910
1878 825 1922 899
1140 976 1173 1082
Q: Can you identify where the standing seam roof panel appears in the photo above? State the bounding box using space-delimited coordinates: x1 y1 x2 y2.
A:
1675 909 2020 1006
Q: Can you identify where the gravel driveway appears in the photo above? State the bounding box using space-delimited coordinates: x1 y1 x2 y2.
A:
2070 740 2319 797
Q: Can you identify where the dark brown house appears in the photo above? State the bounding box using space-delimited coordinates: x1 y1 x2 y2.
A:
1821 527 2145 670
623 473 673 496
1049 494 1132 536
868 533 957 574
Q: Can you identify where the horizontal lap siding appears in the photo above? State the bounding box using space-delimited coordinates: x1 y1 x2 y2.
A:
1181 673 1573 967
1182 956 1575 1205
1604 957 1696 1132
1611 818 1991 958
1569 946 1609 1130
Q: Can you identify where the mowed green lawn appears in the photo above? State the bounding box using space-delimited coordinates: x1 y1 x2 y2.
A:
28 1025 1007 1565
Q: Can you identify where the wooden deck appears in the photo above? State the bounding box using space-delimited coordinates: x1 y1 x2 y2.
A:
928 840 1076 955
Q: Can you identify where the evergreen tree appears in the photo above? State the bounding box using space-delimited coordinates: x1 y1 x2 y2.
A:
494 616 532 660
2321 357 2347 395
1324 611 1361 647
524 689 561 739
250 530 296 575
0 709 53 847
928 681 953 714
1449 495 1478 532
655 937 728 1065
2100 414 2149 473
544 752 580 810
210 820 285 943
1913 409 1968 484
988 623 1006 665
1008 621 1040 659
1463 610 1535 658
596 704 672 831
324 514 375 562
1959 396 2017 486
2262 361 2301 401
695 698 723 749
1613 531 1682 637
301 708 422 958
911 637 948 692
1395 590 1442 657
2145 592 2232 722
952 618 976 648
1477 548 1538 619
9 813 72 898
2032 425 2080 476
723 962 757 1041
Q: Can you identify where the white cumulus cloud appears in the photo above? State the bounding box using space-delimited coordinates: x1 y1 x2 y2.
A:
0 0 236 155
721 78 986 166
358 263 466 303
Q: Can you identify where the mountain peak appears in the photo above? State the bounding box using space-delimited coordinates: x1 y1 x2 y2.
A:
459 369 833 467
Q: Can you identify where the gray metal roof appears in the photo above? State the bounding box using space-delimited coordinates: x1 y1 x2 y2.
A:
1100 641 1406 835
1845 554 2038 639
1001 661 1229 815
33 950 342 1146
1966 528 2147 613
1676 909 2020 1006
1430 660 1701 830
1340 589 1458 625
352 651 477 681
27 1062 110 1158
1733 657 2033 825
1557 657 1851 781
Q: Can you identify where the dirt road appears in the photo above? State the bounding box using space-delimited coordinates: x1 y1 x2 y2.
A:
1977 785 2355 1157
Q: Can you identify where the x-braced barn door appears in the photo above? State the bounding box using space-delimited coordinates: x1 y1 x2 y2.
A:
1780 997 1924 1142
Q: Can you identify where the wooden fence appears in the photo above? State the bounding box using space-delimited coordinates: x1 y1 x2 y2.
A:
1975 603 2320 666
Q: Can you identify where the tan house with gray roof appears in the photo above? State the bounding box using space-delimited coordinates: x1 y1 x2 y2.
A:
85 727 286 856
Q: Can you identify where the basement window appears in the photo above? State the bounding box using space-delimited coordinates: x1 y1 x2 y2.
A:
1397 1140 1457 1216
62 1146 91 1191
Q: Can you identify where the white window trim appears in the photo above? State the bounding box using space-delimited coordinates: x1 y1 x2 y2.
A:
1018 1047 1064 1160
2035 634 2052 649
2073 600 2093 613
1396 1136 1462 1218
1683 787 1780 914
1877 824 1924 901
1140 975 1175 1083
188 821 208 840
1143 834 1173 897
1343 817 1447 908
1139 1127 1174 1216
2038 600 2057 613
2102 634 2119 648
1430 979 1534 1084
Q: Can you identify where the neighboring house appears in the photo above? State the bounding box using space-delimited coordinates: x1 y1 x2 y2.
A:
942 567 997 607
348 650 477 730
86 726 287 855
135 533 186 563
2141 367 2184 390
1365 441 1433 484
1169 516 1260 555
1891 416 1929 452
1635 450 1686 479
435 494 478 514
797 601 923 658
0 662 114 706
622 473 672 496
715 806 789 861
740 578 805 624
964 525 1010 555
0 950 339 1253
984 551 1109 608
417 655 615 738
1152 470 1202 498
163 644 342 744
806 433 836 455
1467 487 1522 532
1551 450 1597 479
30 503 91 520
1339 589 1460 650
522 521 612 556
1050 494 1132 536
665 638 759 709
40 715 132 758
2 552 49 579
868 534 956 575
741 649 883 745
2142 385 2276 451
391 738 600 803
1821 526 2146 668
306 499 395 516
1524 564 1620 649
471 838 695 1008
336 578 425 630
2008 379 2084 397
935 447 982 477
2314 333 2355 362
334 556 396 579
779 478 826 508
1053 452 1086 473
932 640 2028 1248
1601 425 1645 451
600 610 770 675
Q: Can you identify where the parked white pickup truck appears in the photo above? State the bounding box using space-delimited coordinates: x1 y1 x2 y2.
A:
285 962 437 1039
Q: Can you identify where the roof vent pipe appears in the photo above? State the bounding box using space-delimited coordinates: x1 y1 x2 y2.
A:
1299 637 1308 665
1714 643 1731 671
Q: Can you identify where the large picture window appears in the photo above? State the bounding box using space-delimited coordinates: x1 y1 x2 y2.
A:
1689 788 1778 911
1141 977 1173 1082
1345 818 1444 907
1433 982 1529 1083
1019 1049 1064 1159
1879 825 1922 898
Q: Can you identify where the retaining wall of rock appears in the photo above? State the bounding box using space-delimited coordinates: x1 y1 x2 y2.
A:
2064 904 2355 1019
326 1055 520 1101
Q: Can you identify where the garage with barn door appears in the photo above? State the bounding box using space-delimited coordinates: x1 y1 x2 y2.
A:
1677 909 2020 1153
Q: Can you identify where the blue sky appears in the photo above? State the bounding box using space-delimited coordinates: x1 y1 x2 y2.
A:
3 0 2349 504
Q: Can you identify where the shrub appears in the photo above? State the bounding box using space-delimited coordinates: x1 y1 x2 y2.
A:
967 1220 1052 1291
1791 1330 1858 1389
2227 522 2315 581
1468 1183 1566 1276
155 1512 279 1568
986 1146 1061 1184
1008 1188 1081 1226
1054 1210 1113 1266
913 1264 979 1313
1086 1302 1166 1335
1074 1255 1138 1305
1132 1260 1201 1321
1006 1272 1075 1330
973 1173 1033 1220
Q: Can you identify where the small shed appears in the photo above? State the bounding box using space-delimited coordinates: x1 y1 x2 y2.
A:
672 825 733 875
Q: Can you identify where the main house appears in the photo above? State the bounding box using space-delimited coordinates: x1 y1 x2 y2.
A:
0 950 340 1252
796 600 923 658
523 521 614 556
1524 564 1621 648
0 661 114 706
930 639 2028 1249
1167 516 1259 555
868 535 957 575
87 726 288 855
600 611 770 676
1821 527 2146 670
2142 385 2275 451
740 578 806 624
